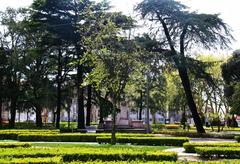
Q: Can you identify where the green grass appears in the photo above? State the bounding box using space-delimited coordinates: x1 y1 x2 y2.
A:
31 142 172 151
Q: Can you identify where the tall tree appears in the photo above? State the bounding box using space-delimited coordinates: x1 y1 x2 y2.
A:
0 8 27 128
136 0 233 133
84 12 137 143
30 0 109 129
222 50 240 115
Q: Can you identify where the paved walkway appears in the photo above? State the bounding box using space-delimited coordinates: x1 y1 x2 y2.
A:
165 148 200 161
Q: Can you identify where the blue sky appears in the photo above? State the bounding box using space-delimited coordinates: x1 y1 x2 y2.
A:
1 0 239 55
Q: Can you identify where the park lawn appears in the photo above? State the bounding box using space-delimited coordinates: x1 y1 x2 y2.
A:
31 142 173 151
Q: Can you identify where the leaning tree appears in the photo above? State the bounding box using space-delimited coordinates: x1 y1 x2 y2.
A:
136 0 233 133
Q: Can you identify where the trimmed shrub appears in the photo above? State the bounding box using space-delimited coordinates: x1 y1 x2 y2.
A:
195 147 240 159
18 134 98 142
0 157 61 164
0 142 31 148
18 133 156 142
69 160 240 164
62 151 177 162
97 137 189 146
235 136 240 142
154 131 237 139
183 142 240 153
0 130 59 140
0 147 177 162
165 124 180 129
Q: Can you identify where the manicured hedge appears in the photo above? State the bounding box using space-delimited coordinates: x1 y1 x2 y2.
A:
154 131 237 139
18 134 107 142
0 157 61 164
97 137 189 146
18 133 156 142
0 147 177 162
0 142 31 148
0 130 59 140
63 151 177 162
69 160 240 164
234 136 240 142
165 124 180 129
195 147 240 159
183 142 240 153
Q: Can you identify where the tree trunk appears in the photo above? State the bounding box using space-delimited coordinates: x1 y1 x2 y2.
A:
77 63 85 129
146 73 151 133
67 109 70 128
111 96 117 145
18 108 20 123
99 92 104 125
159 16 205 133
139 90 143 120
86 85 92 126
9 97 17 128
35 103 42 128
152 112 156 124
177 67 205 133
0 98 2 127
27 110 29 122
53 111 56 125
56 48 62 129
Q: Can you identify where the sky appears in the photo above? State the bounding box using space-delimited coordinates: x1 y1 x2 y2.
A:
0 0 239 55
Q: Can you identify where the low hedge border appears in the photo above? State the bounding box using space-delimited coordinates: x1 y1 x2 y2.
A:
195 147 240 159
0 130 59 140
63 151 177 162
97 137 189 146
234 136 240 142
0 157 61 164
0 147 177 162
18 134 101 142
0 142 31 148
69 160 240 164
183 142 240 153
154 131 238 139
18 133 156 142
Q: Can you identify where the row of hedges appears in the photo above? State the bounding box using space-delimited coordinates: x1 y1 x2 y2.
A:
0 142 31 148
63 151 177 162
18 133 155 142
0 158 239 164
0 147 177 162
0 157 61 164
183 142 240 153
0 130 59 140
195 147 240 159
70 160 240 164
154 130 238 139
97 137 189 146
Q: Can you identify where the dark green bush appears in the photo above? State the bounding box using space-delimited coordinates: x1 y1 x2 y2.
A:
0 157 61 164
63 151 177 162
0 142 31 148
0 130 59 140
154 131 237 139
18 133 155 142
18 134 102 142
195 147 240 159
234 136 240 142
0 147 177 162
97 137 189 146
69 160 240 164
183 142 240 153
